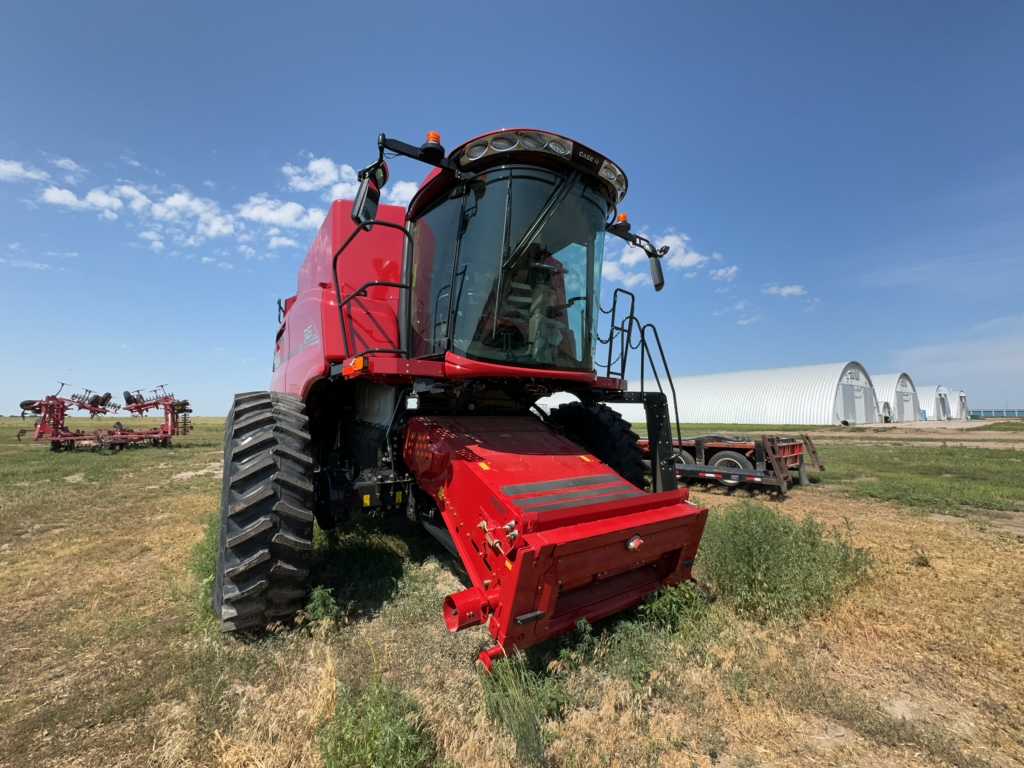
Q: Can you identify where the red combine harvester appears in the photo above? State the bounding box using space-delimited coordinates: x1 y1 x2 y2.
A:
18 384 192 450
213 129 708 668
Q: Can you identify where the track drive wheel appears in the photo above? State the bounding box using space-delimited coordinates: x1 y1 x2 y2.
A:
214 392 314 632
548 402 648 489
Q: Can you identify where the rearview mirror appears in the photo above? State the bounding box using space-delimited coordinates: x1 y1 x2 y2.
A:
352 176 381 230
649 256 665 292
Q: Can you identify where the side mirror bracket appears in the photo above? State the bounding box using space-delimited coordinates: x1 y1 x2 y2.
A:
606 222 670 292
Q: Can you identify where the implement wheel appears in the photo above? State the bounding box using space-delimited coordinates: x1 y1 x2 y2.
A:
213 391 314 632
548 402 648 489
710 449 753 487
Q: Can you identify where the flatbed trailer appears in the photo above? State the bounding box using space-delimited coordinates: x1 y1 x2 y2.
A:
638 433 824 495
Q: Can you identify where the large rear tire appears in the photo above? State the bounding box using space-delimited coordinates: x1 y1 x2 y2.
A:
548 402 648 489
710 449 753 488
213 392 315 632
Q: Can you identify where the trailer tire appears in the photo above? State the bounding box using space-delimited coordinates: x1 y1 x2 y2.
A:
20 399 41 412
213 391 315 633
710 450 753 487
548 402 648 489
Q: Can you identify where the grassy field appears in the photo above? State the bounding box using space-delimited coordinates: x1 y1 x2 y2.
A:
1 415 1022 767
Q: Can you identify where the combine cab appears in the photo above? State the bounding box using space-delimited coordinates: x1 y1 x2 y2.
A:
213 130 707 667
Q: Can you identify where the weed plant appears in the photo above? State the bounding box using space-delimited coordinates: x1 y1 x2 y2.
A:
697 500 872 623
482 653 567 767
317 673 439 768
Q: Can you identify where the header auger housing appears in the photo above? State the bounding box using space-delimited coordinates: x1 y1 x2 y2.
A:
213 129 706 667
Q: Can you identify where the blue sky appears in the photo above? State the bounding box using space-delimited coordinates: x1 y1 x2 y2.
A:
2 1 1022 415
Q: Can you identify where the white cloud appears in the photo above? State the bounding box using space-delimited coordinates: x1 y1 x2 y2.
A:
41 185 125 219
8 242 22 251
383 181 419 207
762 284 806 297
329 180 360 201
113 184 152 212
737 315 762 326
237 194 324 229
51 157 83 172
602 258 651 288
733 300 749 311
710 265 739 282
0 256 50 270
661 233 710 270
85 189 124 212
269 235 299 249
283 157 350 192
0 159 49 182
41 186 89 209
152 191 234 238
238 244 256 258
201 256 216 264
50 157 85 184
139 231 165 251
203 180 215 189
217 262 234 270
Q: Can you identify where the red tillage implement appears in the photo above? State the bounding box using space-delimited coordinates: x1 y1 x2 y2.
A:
213 129 707 667
18 384 192 450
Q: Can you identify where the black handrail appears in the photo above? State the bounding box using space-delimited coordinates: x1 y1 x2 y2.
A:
330 216 414 359
600 290 684 448
336 280 411 358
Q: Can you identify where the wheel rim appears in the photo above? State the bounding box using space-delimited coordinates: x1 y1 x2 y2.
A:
715 458 743 486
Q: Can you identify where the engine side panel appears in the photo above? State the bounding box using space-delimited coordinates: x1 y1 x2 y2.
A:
271 200 408 398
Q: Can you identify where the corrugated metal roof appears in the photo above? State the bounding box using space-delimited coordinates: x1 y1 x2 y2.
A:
628 361 878 425
871 373 921 422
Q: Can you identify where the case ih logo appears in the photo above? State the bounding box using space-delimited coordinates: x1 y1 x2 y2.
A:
574 148 602 171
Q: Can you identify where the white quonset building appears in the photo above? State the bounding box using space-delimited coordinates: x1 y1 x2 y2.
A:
949 390 970 420
871 373 921 423
625 361 878 426
917 385 952 421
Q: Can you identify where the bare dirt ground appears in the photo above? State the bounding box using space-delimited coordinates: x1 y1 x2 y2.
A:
809 419 1024 451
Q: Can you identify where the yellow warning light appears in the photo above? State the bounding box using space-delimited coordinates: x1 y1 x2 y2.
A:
426 132 441 145
342 356 366 378
617 213 628 224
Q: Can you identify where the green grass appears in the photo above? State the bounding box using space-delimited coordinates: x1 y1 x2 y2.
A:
697 500 872 623
972 420 1024 432
483 653 567 767
317 673 441 768
819 443 1024 516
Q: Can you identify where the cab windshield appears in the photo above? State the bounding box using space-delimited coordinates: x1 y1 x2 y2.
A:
409 165 608 371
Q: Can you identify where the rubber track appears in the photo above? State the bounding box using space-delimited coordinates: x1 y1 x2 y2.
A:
213 391 314 631
548 402 648 489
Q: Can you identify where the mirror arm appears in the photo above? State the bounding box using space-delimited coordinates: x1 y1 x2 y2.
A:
378 134 464 177
606 225 670 292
